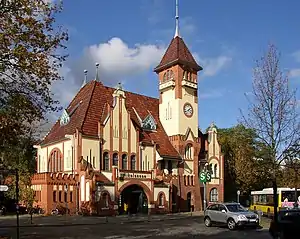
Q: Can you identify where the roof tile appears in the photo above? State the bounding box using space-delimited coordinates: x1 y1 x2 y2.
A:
154 36 202 72
41 81 179 158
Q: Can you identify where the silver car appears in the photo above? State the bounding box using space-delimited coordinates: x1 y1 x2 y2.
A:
204 202 259 230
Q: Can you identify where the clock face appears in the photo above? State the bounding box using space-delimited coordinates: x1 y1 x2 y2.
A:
183 103 193 117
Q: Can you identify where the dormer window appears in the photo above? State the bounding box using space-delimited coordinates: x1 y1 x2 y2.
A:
60 109 70 126
142 114 157 131
59 100 82 126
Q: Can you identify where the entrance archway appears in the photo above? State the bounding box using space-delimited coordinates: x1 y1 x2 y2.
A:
119 184 148 215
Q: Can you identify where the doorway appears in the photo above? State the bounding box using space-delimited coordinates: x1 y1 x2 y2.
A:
119 184 148 215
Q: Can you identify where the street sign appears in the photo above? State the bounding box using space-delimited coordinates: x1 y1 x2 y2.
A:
199 172 206 182
0 185 8 192
199 171 212 183
206 172 211 182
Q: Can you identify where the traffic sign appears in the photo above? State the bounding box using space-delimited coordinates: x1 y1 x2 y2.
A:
206 172 211 182
200 172 206 182
0 185 8 192
199 171 212 183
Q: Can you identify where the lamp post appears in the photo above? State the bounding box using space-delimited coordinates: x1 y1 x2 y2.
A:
203 163 209 210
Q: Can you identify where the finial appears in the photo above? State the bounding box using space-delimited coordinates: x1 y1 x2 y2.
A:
174 0 179 38
116 82 122 90
81 69 88 88
95 62 99 81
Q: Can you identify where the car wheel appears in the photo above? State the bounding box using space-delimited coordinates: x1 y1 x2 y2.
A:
204 216 212 227
227 218 236 230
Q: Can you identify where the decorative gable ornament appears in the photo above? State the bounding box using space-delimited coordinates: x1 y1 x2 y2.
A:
142 114 157 131
60 109 70 126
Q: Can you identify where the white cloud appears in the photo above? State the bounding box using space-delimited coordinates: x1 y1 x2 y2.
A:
87 38 165 78
292 50 300 62
194 54 232 77
289 69 300 78
199 89 224 99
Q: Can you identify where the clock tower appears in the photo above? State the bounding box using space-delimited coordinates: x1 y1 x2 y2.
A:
154 4 202 137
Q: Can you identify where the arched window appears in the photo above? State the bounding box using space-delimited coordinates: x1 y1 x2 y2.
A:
169 70 174 80
122 154 127 170
163 72 168 83
210 188 218 202
191 176 194 186
214 164 218 178
159 193 164 206
48 149 63 172
184 175 187 186
162 70 174 83
184 144 192 159
183 71 187 80
103 152 109 171
189 72 192 81
130 155 136 170
101 192 109 208
113 153 118 166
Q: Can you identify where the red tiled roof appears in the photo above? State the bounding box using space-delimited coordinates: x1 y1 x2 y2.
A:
154 36 202 72
41 81 180 158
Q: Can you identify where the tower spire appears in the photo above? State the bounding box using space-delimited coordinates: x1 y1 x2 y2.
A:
174 0 179 38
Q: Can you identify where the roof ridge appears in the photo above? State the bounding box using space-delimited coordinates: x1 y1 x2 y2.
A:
105 85 159 101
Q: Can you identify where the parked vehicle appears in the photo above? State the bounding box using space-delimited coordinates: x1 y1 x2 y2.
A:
250 187 300 217
204 202 259 230
269 208 300 239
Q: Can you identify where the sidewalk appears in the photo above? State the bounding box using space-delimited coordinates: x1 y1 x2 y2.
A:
0 211 204 228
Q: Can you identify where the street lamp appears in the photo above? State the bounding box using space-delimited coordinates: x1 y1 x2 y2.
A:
203 162 209 210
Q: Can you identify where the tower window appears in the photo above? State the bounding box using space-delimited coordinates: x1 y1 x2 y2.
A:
162 70 174 83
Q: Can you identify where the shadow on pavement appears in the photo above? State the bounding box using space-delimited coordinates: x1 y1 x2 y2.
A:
1 216 271 239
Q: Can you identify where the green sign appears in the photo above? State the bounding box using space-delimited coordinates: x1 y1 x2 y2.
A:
199 171 211 183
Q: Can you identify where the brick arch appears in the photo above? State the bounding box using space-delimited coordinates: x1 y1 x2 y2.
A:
100 190 112 203
48 148 63 172
119 180 152 202
157 191 166 203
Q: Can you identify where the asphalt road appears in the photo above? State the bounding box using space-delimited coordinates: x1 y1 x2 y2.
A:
0 214 272 239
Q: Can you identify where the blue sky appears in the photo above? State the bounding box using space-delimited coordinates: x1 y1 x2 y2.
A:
52 0 300 130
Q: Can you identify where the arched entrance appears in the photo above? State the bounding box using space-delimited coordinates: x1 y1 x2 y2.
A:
119 184 148 215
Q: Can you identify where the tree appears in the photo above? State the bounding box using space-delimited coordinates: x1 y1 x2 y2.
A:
0 0 68 152
218 124 271 201
241 44 300 221
282 144 300 206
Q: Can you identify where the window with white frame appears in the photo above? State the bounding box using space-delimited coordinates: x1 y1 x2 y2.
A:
184 144 192 159
210 188 218 202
